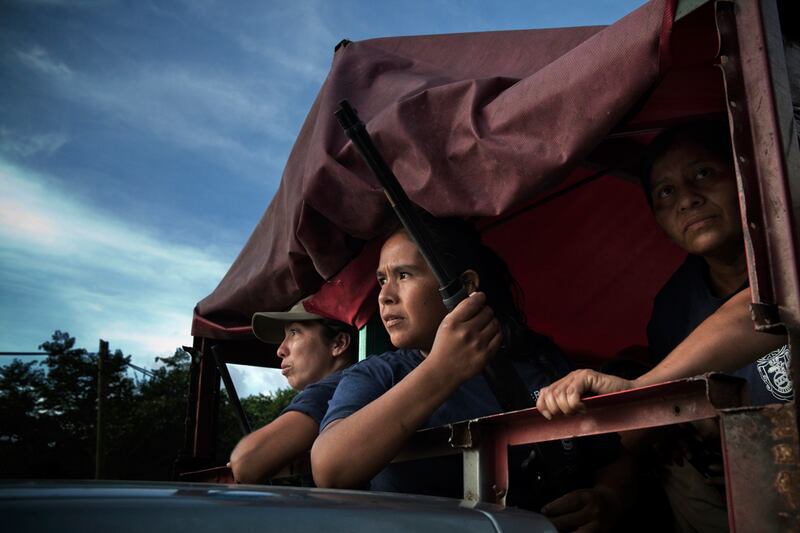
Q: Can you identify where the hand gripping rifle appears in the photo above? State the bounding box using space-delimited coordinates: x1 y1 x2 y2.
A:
334 99 534 412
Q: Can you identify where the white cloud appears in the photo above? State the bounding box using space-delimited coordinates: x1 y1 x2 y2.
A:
237 38 329 83
232 1 335 84
0 129 69 158
200 0 337 79
12 45 292 180
0 159 231 367
7 1 348 185
15 46 73 80
73 68 293 176
228 364 289 397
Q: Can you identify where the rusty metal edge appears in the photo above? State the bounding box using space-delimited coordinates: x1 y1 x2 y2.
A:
720 402 800 532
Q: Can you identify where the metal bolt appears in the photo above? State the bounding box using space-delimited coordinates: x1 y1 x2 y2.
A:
492 485 507 499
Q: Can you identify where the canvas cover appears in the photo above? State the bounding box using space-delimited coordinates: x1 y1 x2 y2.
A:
194 0 726 362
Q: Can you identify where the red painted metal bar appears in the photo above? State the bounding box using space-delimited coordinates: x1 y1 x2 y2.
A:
717 0 800 335
491 435 509 504
715 13 800 503
715 1 800 529
179 465 235 484
733 0 800 328
429 375 744 503
457 374 743 446
193 338 221 460
717 0 778 328
173 341 203 478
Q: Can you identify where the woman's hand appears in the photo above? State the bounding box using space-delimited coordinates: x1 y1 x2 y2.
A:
536 369 635 419
425 291 502 383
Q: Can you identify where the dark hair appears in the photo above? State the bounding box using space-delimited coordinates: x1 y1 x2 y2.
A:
394 213 561 366
640 119 733 206
318 319 359 364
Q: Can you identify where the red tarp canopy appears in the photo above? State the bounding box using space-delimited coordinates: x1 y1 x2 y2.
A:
194 0 725 363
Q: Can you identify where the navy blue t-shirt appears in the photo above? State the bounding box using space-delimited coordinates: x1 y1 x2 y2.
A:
648 255 793 405
321 346 617 501
282 370 345 425
321 349 569 431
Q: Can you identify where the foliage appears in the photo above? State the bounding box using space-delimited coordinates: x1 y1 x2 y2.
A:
0 331 294 481
40 331 135 478
215 388 297 464
112 348 192 480
0 358 50 477
246 388 298 429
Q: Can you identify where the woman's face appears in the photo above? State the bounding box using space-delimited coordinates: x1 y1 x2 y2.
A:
376 231 448 353
276 321 336 391
649 139 743 261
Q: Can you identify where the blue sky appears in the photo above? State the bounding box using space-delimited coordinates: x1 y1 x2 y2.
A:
1 0 646 396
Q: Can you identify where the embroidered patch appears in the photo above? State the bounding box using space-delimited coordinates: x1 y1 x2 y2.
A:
756 345 793 401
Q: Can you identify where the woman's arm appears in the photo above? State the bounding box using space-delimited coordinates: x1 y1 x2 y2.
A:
536 288 786 418
229 411 318 484
634 288 783 384
311 292 502 488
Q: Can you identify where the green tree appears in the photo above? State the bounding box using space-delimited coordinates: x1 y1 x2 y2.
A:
215 387 297 465
1 331 300 481
36 331 135 478
0 331 135 478
0 359 53 476
116 348 192 480
245 388 298 429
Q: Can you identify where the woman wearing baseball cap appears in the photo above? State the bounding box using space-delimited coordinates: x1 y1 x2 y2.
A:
229 298 358 484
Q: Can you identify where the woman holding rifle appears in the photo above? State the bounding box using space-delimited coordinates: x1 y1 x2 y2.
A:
312 215 633 532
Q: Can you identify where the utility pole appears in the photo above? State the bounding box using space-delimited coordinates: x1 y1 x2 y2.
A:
95 339 108 480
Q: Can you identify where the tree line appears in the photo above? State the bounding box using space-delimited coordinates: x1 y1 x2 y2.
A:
0 330 295 480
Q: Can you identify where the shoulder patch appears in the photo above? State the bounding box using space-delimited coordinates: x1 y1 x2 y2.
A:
756 345 793 401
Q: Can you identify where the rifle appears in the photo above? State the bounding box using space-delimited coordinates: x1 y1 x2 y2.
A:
334 99 534 411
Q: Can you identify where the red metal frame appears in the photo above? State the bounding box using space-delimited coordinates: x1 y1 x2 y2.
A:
403 375 743 505
718 0 800 335
716 2 800 527
193 338 221 463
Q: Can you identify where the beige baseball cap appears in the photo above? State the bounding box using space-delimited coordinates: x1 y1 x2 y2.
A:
251 298 325 344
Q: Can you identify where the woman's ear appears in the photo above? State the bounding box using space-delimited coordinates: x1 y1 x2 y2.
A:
331 332 351 357
460 269 480 294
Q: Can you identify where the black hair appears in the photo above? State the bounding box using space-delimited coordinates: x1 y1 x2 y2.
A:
394 213 561 367
640 119 733 207
318 319 359 364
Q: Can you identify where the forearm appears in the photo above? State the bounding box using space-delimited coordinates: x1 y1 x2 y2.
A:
311 359 462 489
229 411 318 484
635 288 785 387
